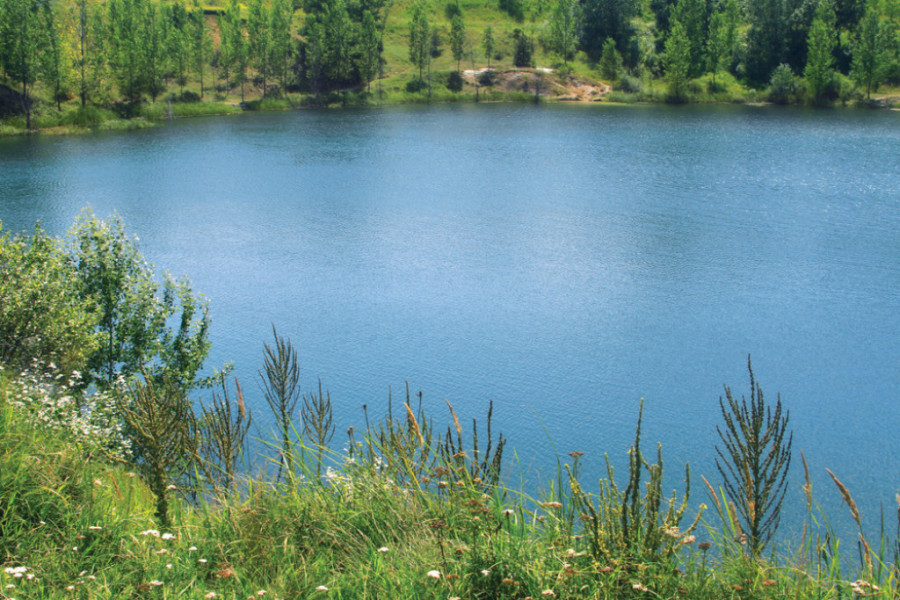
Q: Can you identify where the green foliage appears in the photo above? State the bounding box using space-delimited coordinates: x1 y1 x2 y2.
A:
357 10 380 92
805 1 838 103
197 376 252 495
449 14 466 71
579 0 638 64
548 0 577 65
446 69 464 90
0 224 99 375
512 28 532 67
408 3 430 82
301 379 335 477
670 0 707 77
119 374 198 527
768 63 800 103
260 326 301 481
851 7 893 98
0 0 44 128
568 400 700 571
481 25 495 68
715 356 792 556
664 18 691 100
477 68 496 86
69 210 211 390
600 36 624 80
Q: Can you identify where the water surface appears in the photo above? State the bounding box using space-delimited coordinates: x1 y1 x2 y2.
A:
2 103 899 540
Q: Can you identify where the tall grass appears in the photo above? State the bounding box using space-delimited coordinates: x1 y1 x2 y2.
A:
2 366 900 599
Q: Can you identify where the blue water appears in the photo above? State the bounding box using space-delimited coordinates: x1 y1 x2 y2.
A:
2 103 899 543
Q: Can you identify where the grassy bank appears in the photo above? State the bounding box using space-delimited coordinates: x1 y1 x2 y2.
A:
2 366 898 600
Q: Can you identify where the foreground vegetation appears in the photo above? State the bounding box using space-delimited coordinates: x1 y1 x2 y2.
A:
3 213 900 599
1 0 900 136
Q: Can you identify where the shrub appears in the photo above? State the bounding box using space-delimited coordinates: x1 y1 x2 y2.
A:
477 70 497 86
768 63 798 104
715 356 792 556
618 74 643 93
0 225 98 374
405 79 428 93
446 71 464 92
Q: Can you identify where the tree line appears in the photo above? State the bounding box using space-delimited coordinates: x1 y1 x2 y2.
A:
1 0 899 123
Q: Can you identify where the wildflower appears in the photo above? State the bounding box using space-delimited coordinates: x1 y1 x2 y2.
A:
199 559 208 564
166 485 177 491
698 541 713 551
161 533 176 540
155 549 168 555
140 529 160 537
377 547 389 553
189 546 198 551
315 585 329 591
632 583 649 592
663 526 680 538
427 570 441 579
149 580 163 587
257 591 267 596
541 590 556 597
67 585 75 590
568 451 584 459
450 597 462 600
5 584 15 589
762 579 776 587
480 570 490 576
682 535 696 544
166 564 173 569
89 526 103 530
205 593 218 599
503 509 515 516
216 568 235 579
541 501 563 509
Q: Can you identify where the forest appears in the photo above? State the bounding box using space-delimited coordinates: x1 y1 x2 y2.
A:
0 0 898 128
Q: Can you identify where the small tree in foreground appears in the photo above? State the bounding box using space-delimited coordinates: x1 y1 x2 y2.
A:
715 356 792 556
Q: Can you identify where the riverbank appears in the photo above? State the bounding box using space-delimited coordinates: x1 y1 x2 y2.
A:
1 368 895 600
2 71 898 139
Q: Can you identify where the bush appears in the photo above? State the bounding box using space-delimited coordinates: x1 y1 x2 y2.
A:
405 79 428 93
446 71 464 92
618 74 643 93
768 64 798 104
477 70 497 87
444 1 461 19
178 91 201 103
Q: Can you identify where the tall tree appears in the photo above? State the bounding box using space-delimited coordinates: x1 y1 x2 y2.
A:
0 0 45 128
449 13 466 72
72 0 104 107
578 0 638 64
165 0 192 96
549 0 577 65
219 0 247 100
706 8 728 83
408 2 429 83
851 6 891 98
322 0 353 86
269 0 293 94
357 9 380 92
107 0 144 101
141 1 167 102
247 0 272 95
664 17 691 98
41 0 72 111
746 0 788 83
804 0 837 102
482 25 495 67
189 0 212 99
670 0 707 77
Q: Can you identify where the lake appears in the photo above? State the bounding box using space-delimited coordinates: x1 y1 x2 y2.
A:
1 102 899 543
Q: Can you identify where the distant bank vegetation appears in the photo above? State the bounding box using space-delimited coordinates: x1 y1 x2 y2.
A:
1 0 899 134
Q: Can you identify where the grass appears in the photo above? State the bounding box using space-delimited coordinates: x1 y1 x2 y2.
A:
2 366 900 600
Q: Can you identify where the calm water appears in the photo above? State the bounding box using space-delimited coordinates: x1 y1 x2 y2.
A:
2 103 899 540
